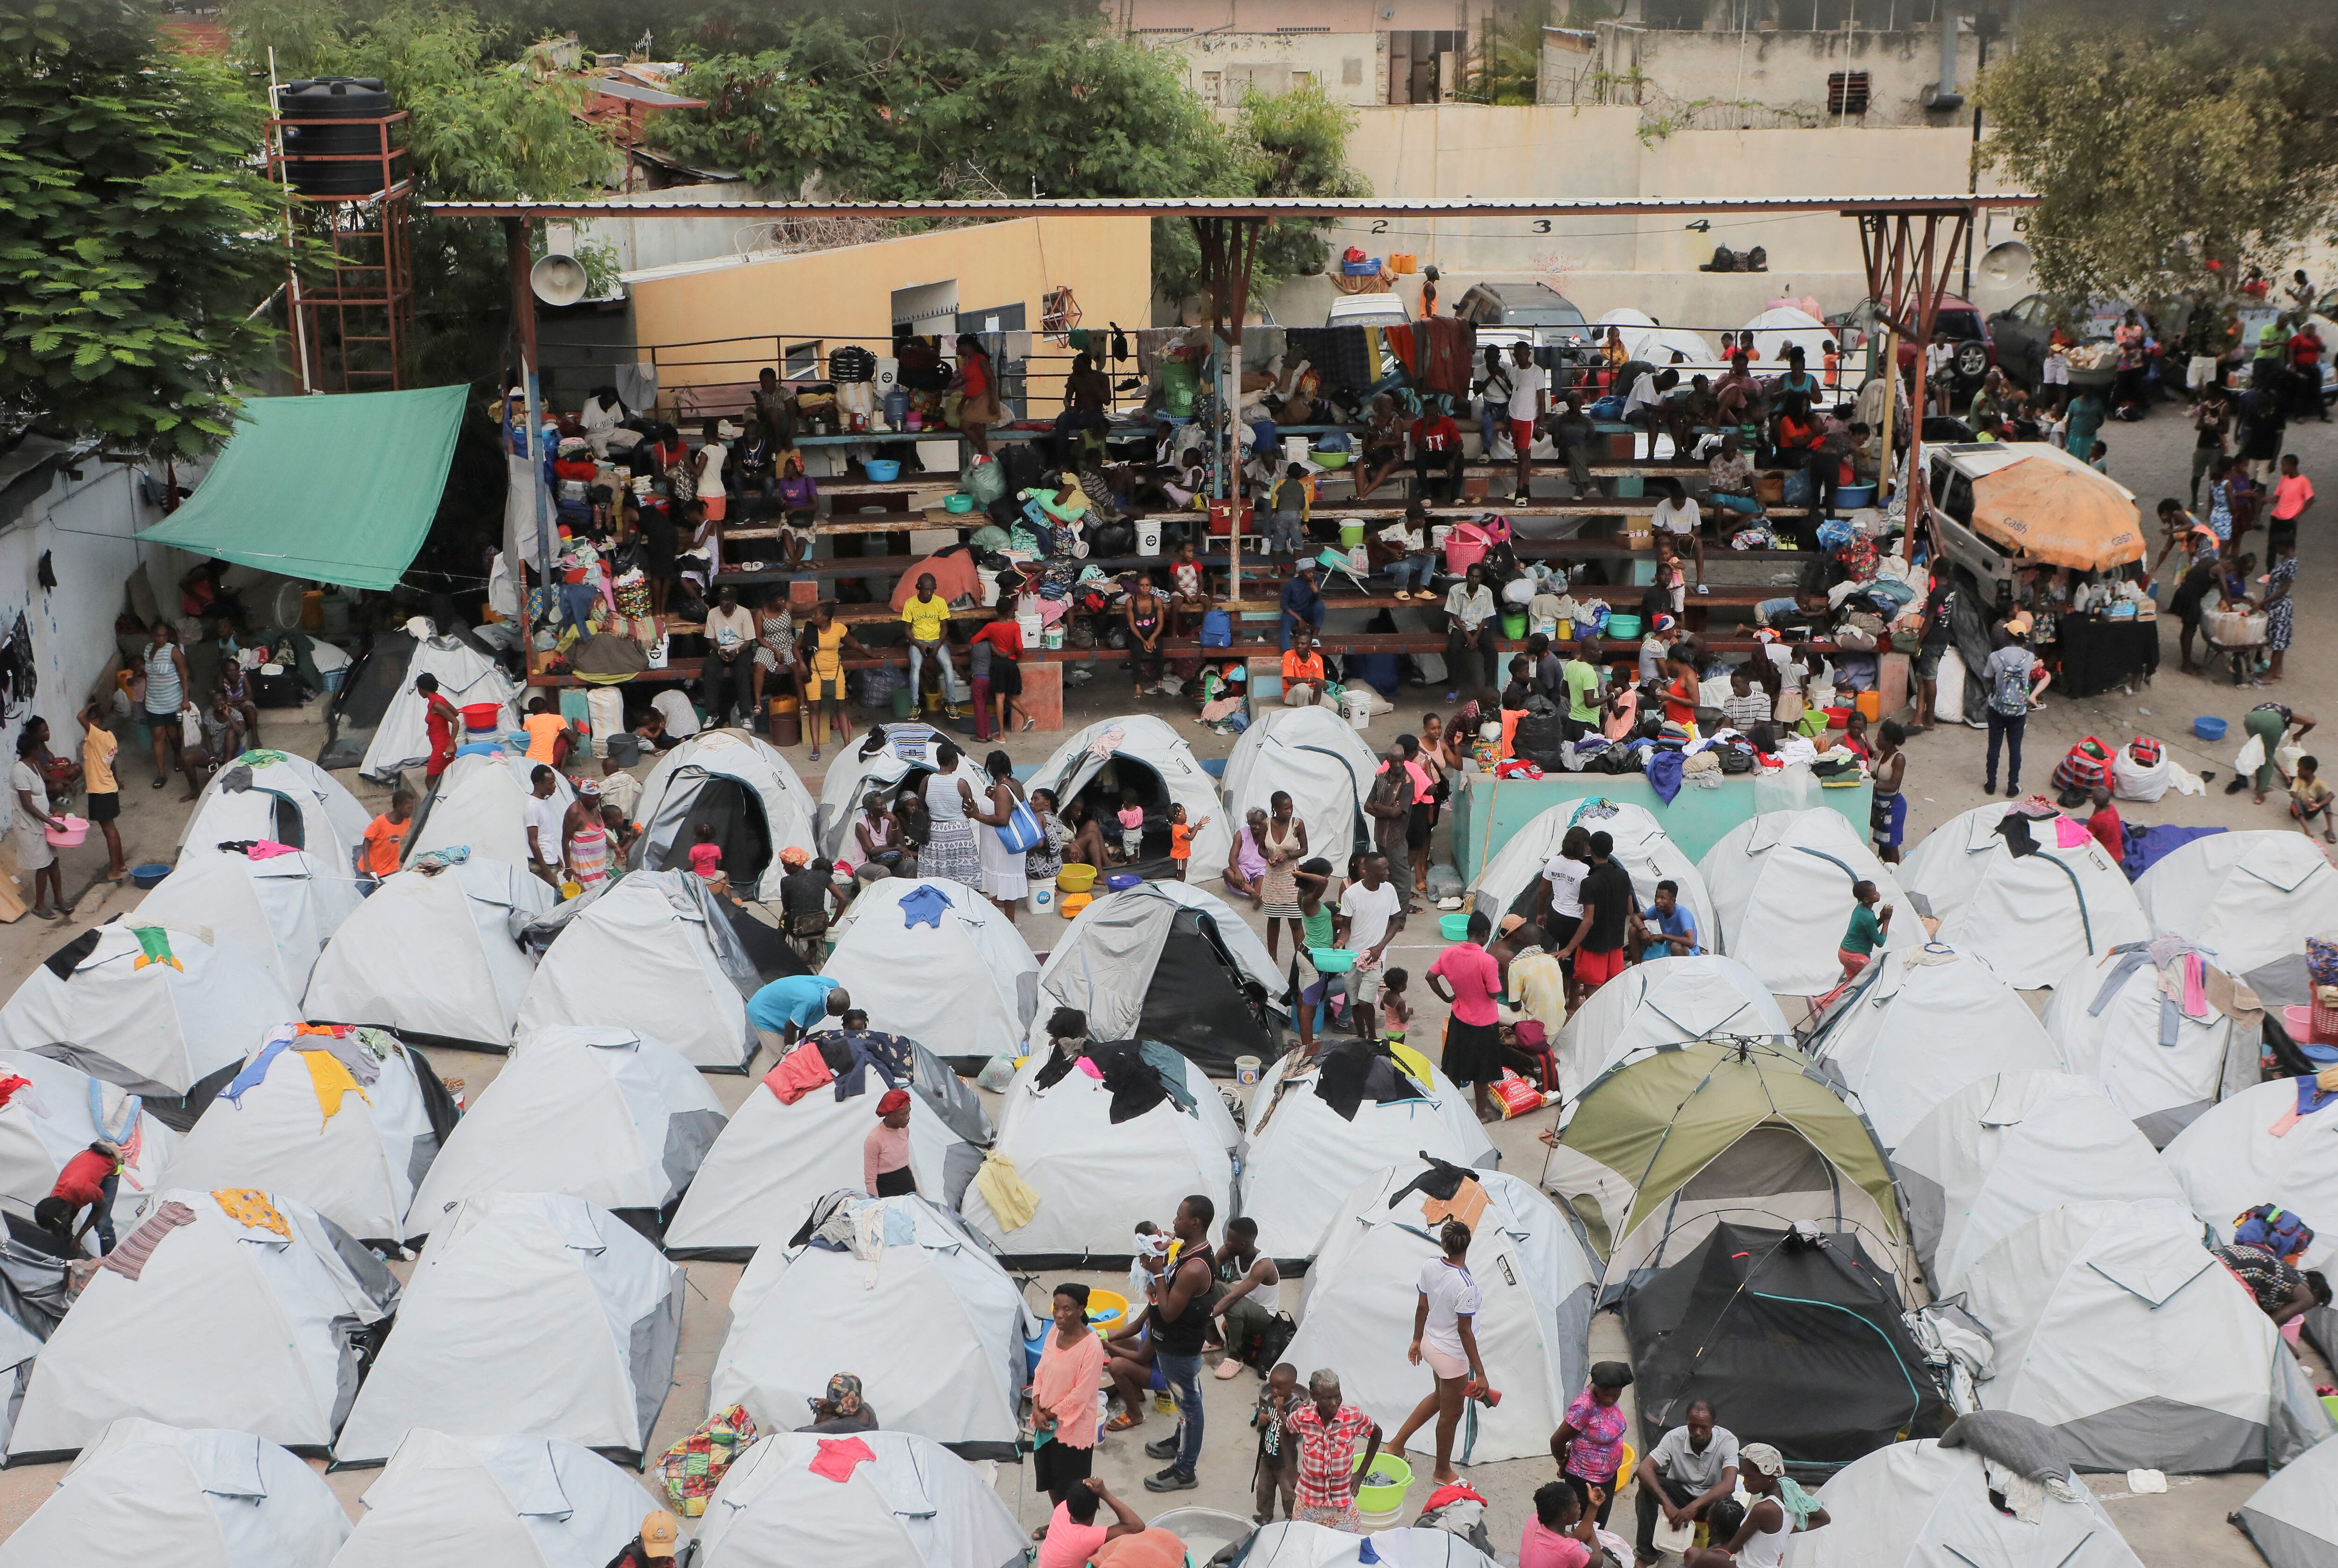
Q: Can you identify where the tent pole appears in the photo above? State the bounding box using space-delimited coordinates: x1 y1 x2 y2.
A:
506 218 552 625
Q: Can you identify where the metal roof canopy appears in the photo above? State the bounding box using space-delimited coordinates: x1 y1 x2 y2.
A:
429 193 2032 220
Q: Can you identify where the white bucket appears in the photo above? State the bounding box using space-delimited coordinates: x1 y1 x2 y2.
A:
1342 688 1374 731
1028 878 1058 917
1284 435 1310 466
1358 1503 1405 1530
1429 524 1452 552
1234 1055 1262 1086
1136 520 1162 555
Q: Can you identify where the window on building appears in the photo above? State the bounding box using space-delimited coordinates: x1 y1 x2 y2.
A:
1806 0 1857 27
783 341 819 379
1642 0 1710 26
1387 29 1466 104
1201 71 1220 103
1291 70 1313 90
1826 71 1871 116
1342 56 1363 85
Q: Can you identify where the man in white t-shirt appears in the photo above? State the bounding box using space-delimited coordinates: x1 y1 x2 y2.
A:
523 764 567 885
1335 851 1406 1040
1386 1218 1485 1487
1650 477 1704 582
1537 827 1591 1007
1504 341 1549 504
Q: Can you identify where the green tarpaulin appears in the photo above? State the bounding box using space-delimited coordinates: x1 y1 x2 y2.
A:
138 385 469 591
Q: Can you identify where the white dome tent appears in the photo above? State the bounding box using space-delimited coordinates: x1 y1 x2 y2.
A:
1803 941 2069 1149
330 1428 664 1568
1595 308 1717 372
357 626 522 784
1789 1437 2145 1568
2134 830 2338 1006
1958 1199 2334 1472
629 728 818 900
1470 798 1716 962
812 723 979 861
334 1193 685 1467
688 1430 1025 1568
1235 1522 1499 1568
2043 939 2261 1147
1241 1044 1498 1265
709 1192 1035 1458
820 878 1039 1065
402 749 576 871
0 1049 173 1247
1023 881 1284 1077
1027 714 1234 877
0 922 295 1118
513 871 761 1071
403 1026 726 1242
135 848 357 999
667 1026 990 1260
962 1037 1236 1265
1739 303 1834 366
1698 809 1917 995
2163 1077 2338 1270
7 1186 399 1462
177 748 373 876
2234 1429 2338 1568
1892 1071 2190 1295
1898 803 2148 989
160 1025 455 1249
1221 704 1380 863
1549 954 1789 1108
1284 1162 1600 1466
0 1418 352 1568
304 859 554 1051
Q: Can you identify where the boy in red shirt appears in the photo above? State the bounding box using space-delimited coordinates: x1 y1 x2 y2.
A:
36 1139 122 1254
2085 786 2125 863
1411 408 1464 505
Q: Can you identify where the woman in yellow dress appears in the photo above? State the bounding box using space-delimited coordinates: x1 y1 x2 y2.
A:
800 600 868 763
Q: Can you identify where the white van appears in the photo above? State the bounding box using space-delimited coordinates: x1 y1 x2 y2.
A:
1326 292 1411 331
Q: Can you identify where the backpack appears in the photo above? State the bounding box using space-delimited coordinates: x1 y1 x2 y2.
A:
1199 609 1233 648
2233 1204 2314 1262
1709 244 1738 273
1237 1309 1299 1373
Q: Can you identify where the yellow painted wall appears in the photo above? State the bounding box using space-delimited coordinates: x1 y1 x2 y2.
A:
626 216 1152 412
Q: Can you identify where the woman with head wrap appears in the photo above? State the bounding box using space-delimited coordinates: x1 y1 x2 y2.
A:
798 1372 878 1434
863 1086 916 1197
1683 1442 1829 1568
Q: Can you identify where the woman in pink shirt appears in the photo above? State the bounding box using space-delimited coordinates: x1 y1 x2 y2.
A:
1427 910 1506 1121
1520 1479 1603 1568
1031 1283 1111 1510
863 1088 915 1197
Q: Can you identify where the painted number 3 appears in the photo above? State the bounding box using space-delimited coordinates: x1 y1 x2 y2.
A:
1533 219 1551 233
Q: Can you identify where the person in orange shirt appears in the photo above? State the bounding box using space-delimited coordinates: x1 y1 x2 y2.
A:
359 788 413 886
522 696 570 766
1167 802 1211 882
1281 638 1327 707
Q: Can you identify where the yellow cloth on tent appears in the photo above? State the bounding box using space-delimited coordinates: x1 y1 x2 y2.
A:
973 1153 1040 1232
300 1048 370 1127
211 1188 289 1239
1388 1039 1434 1089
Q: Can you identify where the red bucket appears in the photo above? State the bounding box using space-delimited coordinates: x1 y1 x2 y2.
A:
460 702 503 732
1206 499 1250 537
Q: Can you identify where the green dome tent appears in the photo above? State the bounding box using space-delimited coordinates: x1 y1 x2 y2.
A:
1542 1038 1915 1299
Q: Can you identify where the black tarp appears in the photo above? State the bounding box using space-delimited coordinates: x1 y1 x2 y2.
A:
1139 908 1278 1075
1622 1221 1948 1479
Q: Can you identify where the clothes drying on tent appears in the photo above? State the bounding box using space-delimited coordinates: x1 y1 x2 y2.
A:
335 1192 685 1466
0 1049 174 1250
514 872 761 1072
402 749 577 872
0 922 296 1121
1231 1523 1501 1568
134 847 357 1000
1024 882 1283 1074
404 1026 726 1241
2119 821 2226 881
0 1417 354 1568
2163 1076 2338 1270
159 1023 455 1249
331 1428 665 1568
1240 1042 1497 1264
1623 1221 1947 1477
1284 1163 1599 1466
667 1026 989 1259
1220 705 1380 862
1898 803 2149 990
1696 810 1917 995
1802 941 2068 1149
1891 1070 2190 1296
7 1186 399 1462
1026 715 1233 878
303 859 554 1053
1955 1199 2334 1473
176 748 372 874
1548 954 1788 1107
630 728 818 902
2134 830 2338 1007
709 1192 1035 1459
2042 939 2263 1147
1544 1039 1913 1296
2235 1424 2338 1568
819 879 1039 1065
1792 1435 2146 1568
962 1038 1235 1265
686 1431 1026 1568
1469 798 1716 969
356 627 521 783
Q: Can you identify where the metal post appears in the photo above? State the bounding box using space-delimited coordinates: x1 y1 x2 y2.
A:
267 49 313 394
506 219 552 618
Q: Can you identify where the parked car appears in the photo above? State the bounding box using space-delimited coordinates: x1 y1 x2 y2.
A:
1988 294 2195 400
1829 295 1995 400
2232 304 2338 403
1326 292 1410 331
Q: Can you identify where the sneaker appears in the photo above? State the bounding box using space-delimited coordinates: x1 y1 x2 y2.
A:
1144 1467 1198 1493
1144 1435 1180 1460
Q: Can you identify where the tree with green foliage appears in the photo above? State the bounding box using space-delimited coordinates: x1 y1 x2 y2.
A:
0 0 283 455
1976 2 2338 305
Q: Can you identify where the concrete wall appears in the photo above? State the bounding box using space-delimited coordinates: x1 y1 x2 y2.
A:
624 216 1154 413
1124 0 1483 106
1542 15 1983 128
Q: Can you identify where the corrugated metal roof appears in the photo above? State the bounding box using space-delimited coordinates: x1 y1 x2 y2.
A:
426 193 2035 221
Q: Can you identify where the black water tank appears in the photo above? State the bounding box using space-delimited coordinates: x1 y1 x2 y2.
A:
278 77 394 197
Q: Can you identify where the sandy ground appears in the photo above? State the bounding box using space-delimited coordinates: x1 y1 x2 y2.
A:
0 405 2329 1560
